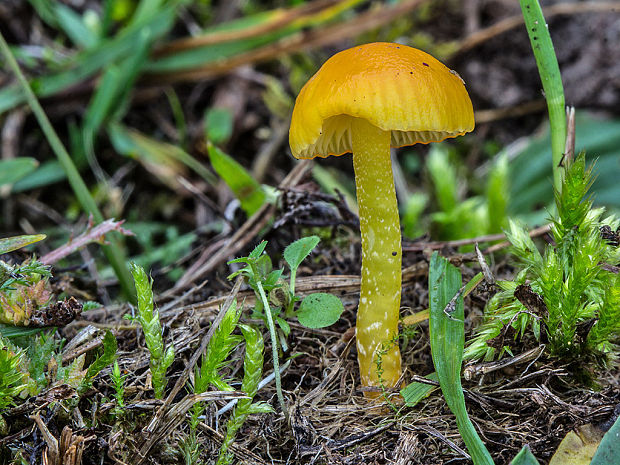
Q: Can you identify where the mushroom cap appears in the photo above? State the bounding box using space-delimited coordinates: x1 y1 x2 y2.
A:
289 42 474 159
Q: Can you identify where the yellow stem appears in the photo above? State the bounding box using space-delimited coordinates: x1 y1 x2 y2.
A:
351 117 402 390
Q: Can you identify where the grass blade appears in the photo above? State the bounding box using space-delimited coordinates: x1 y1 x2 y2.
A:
519 0 566 192
207 143 266 216
0 5 176 115
429 252 494 465
0 158 39 186
0 234 46 254
54 3 98 49
400 372 439 407
590 415 620 465
510 445 540 465
0 30 135 302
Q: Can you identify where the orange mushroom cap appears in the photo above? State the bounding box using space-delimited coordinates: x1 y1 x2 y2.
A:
289 42 474 159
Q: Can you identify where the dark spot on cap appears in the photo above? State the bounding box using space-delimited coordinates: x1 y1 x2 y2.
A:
392 251 397 256
422 62 429 67
409 71 413 74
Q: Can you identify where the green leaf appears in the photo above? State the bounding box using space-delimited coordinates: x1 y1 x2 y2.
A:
429 252 494 465
400 372 439 407
263 269 283 289
0 234 46 254
205 107 234 145
510 445 540 465
509 113 620 217
0 158 39 186
10 161 66 192
0 325 44 338
83 28 152 139
83 331 117 387
248 241 268 260
246 401 274 415
54 4 98 49
254 254 273 281
284 236 320 273
297 293 344 329
207 143 266 216
276 317 290 337
590 415 620 465
109 124 217 185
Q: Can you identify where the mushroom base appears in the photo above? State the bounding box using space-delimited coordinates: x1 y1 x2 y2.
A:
351 117 402 392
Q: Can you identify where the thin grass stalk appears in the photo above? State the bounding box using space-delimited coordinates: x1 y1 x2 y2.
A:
255 281 288 421
0 31 135 302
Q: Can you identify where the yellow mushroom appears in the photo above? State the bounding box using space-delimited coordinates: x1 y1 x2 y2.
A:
289 42 474 390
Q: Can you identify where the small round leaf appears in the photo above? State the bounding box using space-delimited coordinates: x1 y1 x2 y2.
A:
297 293 344 329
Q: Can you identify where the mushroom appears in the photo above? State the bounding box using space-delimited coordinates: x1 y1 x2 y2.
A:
289 42 474 391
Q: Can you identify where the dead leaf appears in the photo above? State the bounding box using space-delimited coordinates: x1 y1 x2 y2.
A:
549 424 605 465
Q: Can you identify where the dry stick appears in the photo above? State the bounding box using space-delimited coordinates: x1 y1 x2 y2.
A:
173 263 430 317
484 224 552 254
145 0 427 84
474 100 547 125
563 106 576 165
173 160 312 291
136 276 243 463
155 0 346 55
463 345 546 381
403 223 552 253
453 1 620 56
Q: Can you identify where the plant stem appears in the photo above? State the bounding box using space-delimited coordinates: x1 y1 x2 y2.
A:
255 281 288 420
520 0 566 193
0 31 135 302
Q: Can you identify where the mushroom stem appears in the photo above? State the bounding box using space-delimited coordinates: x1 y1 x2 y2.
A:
351 117 402 390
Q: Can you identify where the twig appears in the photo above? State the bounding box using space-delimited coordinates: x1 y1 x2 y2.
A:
173 160 312 290
453 2 620 56
563 106 576 165
146 0 427 84
404 224 551 253
40 218 134 265
463 345 546 381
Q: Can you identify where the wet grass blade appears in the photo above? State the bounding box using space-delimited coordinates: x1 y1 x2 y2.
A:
519 0 566 192
429 252 494 465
